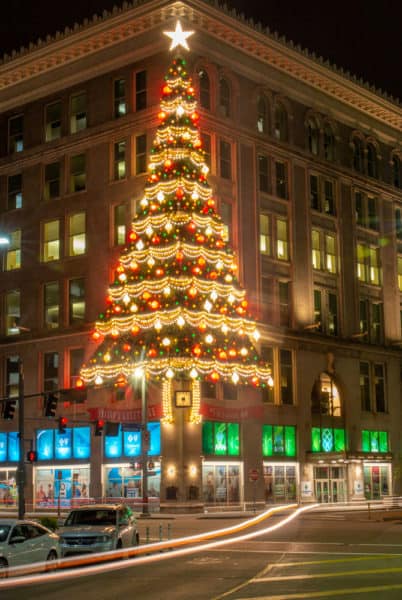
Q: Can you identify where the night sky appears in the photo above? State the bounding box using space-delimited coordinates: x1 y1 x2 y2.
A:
1 0 401 101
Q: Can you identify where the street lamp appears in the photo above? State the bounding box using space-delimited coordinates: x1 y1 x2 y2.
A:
135 357 150 517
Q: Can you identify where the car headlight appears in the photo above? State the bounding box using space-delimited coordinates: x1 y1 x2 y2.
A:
94 535 112 544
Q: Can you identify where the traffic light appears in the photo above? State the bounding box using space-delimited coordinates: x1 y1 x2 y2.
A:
44 393 57 417
26 450 37 463
3 398 17 420
58 416 68 434
95 419 105 436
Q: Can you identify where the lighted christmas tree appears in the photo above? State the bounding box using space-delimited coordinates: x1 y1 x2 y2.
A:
80 22 273 423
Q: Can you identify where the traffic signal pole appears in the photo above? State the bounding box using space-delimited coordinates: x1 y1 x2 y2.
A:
17 359 25 520
141 371 150 517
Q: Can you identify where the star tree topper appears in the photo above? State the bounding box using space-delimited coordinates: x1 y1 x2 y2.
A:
164 20 194 51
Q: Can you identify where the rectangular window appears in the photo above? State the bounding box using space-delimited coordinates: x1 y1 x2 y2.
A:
70 92 87 133
312 230 321 270
328 292 338 336
313 290 322 331
371 303 383 344
70 154 86 193
69 348 85 389
367 196 379 231
361 430 388 453
258 155 269 193
279 349 293 405
314 289 338 335
260 346 274 403
201 133 211 167
325 234 337 273
311 427 346 452
276 219 288 260
5 290 20 336
323 180 335 215
275 161 288 199
114 79 127 118
69 212 86 256
7 174 22 210
259 214 271 255
135 70 147 111
43 352 59 393
44 282 60 329
279 281 290 327
5 230 21 271
202 421 240 456
114 204 126 246
45 101 62 141
6 356 20 398
8 115 23 153
262 425 296 457
360 361 371 411
220 140 231 179
395 207 402 241
355 191 364 225
357 243 380 285
44 161 61 200
135 134 147 174
374 363 385 412
113 140 126 180
220 201 232 243
310 175 319 210
356 191 379 231
69 278 85 324
43 220 60 262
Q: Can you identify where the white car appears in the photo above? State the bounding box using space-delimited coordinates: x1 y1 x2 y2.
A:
58 503 139 557
0 518 60 576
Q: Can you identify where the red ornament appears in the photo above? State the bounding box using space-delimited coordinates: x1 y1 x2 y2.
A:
163 85 172 94
176 251 184 262
148 348 157 357
219 350 227 360
149 300 160 310
188 286 197 297
114 305 122 313
131 325 140 335
123 343 131 352
192 344 202 357
129 231 137 242
92 331 101 341
176 187 184 199
210 371 220 382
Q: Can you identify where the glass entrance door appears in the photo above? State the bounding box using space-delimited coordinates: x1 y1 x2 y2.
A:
314 466 346 503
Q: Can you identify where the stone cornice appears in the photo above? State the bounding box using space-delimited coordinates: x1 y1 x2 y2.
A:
0 0 400 133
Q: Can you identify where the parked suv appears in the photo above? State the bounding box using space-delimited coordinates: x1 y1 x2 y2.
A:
58 503 139 557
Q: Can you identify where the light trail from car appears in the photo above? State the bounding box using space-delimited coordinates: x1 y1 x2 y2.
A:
0 503 317 589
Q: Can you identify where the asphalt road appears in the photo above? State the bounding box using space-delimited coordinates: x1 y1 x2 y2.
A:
3 508 402 599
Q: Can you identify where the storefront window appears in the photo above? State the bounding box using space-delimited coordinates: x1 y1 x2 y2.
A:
364 464 389 499
36 427 90 461
311 427 346 452
35 466 90 508
362 430 388 452
0 469 17 506
202 421 240 456
0 432 19 462
104 423 160 459
263 464 296 503
262 425 296 457
103 463 161 501
202 462 241 504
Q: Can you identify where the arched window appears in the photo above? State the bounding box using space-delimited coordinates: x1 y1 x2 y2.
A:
311 372 341 417
323 124 335 161
307 118 319 155
392 155 401 188
367 143 377 178
199 69 210 110
257 96 268 133
353 137 364 173
219 77 231 117
274 102 288 142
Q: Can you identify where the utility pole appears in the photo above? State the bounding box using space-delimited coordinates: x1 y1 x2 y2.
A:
17 358 25 519
141 370 150 517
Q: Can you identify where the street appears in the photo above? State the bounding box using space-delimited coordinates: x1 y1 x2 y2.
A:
2 508 402 599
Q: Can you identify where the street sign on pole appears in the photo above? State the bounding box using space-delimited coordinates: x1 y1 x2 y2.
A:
249 468 259 482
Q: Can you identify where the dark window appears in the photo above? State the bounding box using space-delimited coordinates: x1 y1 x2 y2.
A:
201 133 211 167
114 79 127 118
257 96 268 133
136 134 147 174
44 282 60 329
45 101 62 141
393 155 401 188
7 174 22 210
353 138 364 172
114 141 126 180
44 162 61 200
44 352 59 393
219 140 231 179
8 115 24 153
70 154 86 193
323 125 335 161
135 70 147 111
279 281 290 327
6 356 20 398
70 92 87 133
258 155 269 193
307 119 319 155
360 362 371 411
323 180 335 215
219 78 230 117
199 70 210 110
310 175 319 210
69 278 85 324
396 208 402 240
328 292 338 336
367 144 377 178
114 204 126 246
275 161 288 199
69 348 85 390
374 364 385 412
313 290 322 332
274 103 288 142
279 349 293 405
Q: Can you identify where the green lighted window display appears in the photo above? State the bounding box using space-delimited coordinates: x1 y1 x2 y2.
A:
311 427 346 452
362 430 388 453
262 425 296 457
202 421 240 456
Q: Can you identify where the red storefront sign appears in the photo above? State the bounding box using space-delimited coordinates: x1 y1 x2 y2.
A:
88 404 162 422
200 403 263 422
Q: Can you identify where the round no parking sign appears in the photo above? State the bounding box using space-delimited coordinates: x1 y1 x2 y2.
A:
249 468 259 482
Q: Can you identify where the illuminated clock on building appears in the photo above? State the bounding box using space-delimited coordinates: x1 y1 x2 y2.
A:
175 391 192 407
